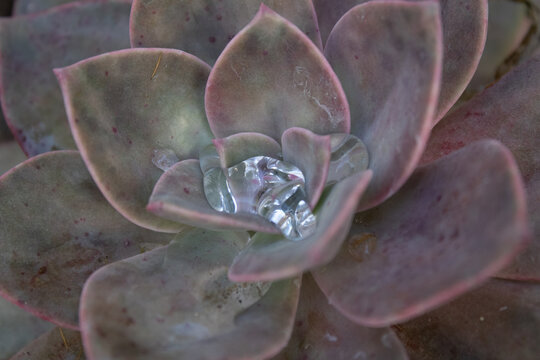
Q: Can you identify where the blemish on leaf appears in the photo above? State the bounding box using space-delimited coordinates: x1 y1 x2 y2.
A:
151 52 163 80
112 127 118 134
347 233 377 262
208 36 216 43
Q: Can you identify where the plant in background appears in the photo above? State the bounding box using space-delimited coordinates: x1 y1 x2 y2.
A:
0 0 538 359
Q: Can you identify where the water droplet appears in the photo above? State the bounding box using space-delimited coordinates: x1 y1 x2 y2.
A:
327 134 369 185
152 149 179 171
202 154 316 241
324 332 338 342
347 233 377 262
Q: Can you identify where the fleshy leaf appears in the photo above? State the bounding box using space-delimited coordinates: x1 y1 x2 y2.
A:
13 0 81 15
394 279 540 360
214 132 281 169
229 170 372 282
205 5 349 141
0 0 132 156
324 1 442 211
130 0 322 65
0 151 171 328
281 127 330 207
55 48 213 233
81 229 300 360
312 140 529 327
314 0 486 121
0 141 25 175
10 327 85 360
273 274 408 360
423 51 540 281
147 159 278 233
0 297 53 360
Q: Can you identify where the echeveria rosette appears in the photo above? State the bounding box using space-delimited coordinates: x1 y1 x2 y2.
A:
0 1 537 359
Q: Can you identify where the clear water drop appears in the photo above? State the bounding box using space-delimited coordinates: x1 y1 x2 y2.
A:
327 134 369 185
201 154 316 241
152 149 179 171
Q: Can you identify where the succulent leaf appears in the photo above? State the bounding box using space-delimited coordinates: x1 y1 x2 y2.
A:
395 279 540 360
214 132 281 169
80 229 300 360
147 159 278 233
228 170 372 282
0 0 132 156
130 0 322 65
0 141 25 175
324 1 442 212
55 48 213 233
312 140 529 327
281 127 330 208
273 274 408 360
0 151 171 328
9 327 85 360
423 51 540 281
0 297 53 360
205 5 350 141
14 0 83 15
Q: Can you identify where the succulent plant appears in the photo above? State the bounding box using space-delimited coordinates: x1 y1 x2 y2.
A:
0 0 538 359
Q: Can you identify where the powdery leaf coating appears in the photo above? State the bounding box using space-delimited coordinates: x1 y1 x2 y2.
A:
130 0 322 65
10 327 85 360
0 151 172 329
0 0 132 156
324 1 442 212
206 5 350 141
273 274 408 360
281 127 330 207
394 279 540 360
0 141 26 175
80 229 300 360
147 159 278 233
214 132 281 169
312 140 529 327
229 170 372 282
313 0 486 121
423 51 540 281
56 48 213 233
0 297 53 360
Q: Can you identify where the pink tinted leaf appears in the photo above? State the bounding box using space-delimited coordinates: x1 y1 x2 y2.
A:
13 0 85 15
0 297 53 359
10 327 85 360
214 132 281 169
130 0 322 65
0 0 132 156
395 279 540 360
229 170 372 282
313 140 529 327
324 1 442 211
56 48 213 233
147 159 279 233
81 229 300 360
205 5 349 141
281 127 330 207
273 274 408 360
423 51 540 281
0 151 171 329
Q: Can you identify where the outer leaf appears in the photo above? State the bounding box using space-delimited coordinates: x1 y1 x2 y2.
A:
273 274 408 360
147 159 278 233
229 170 372 282
394 279 540 360
0 151 171 329
80 229 300 360
0 297 53 360
10 327 85 360
214 132 281 169
56 48 213 233
0 141 25 175
423 51 540 281
0 0 132 156
281 127 330 207
130 0 322 65
324 1 442 211
13 0 80 15
313 0 486 121
313 140 529 327
205 5 349 141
